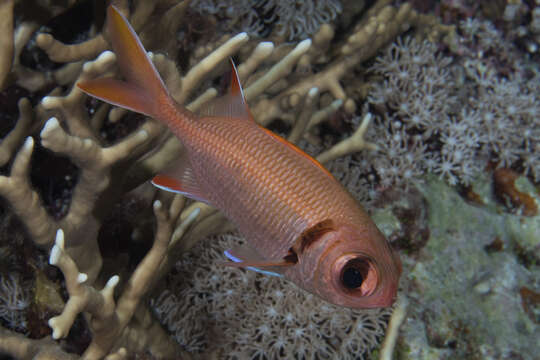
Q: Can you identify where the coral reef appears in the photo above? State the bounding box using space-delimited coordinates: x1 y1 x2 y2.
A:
0 0 537 359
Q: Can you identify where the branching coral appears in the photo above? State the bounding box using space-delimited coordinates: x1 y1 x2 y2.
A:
0 98 33 166
0 0 14 89
47 199 199 359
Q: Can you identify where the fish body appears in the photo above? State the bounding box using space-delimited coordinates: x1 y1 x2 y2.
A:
78 6 401 308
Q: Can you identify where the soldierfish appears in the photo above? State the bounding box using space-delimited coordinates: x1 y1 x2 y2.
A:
78 5 401 308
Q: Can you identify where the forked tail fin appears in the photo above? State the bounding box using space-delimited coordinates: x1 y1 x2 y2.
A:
77 5 171 118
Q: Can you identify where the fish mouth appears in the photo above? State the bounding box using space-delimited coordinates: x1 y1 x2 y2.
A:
333 253 379 297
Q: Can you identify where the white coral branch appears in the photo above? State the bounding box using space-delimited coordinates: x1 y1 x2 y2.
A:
316 113 378 164
48 229 119 340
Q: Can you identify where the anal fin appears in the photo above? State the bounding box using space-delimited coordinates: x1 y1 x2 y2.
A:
222 245 295 278
221 220 336 278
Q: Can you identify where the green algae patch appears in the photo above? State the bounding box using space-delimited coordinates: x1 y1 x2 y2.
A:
371 207 401 239
397 176 539 359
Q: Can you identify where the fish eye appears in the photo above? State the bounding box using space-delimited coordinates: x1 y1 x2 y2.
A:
340 258 370 290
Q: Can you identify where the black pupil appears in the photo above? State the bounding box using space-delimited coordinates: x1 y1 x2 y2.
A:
342 267 363 289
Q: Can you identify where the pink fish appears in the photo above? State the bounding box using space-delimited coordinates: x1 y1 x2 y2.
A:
78 5 401 308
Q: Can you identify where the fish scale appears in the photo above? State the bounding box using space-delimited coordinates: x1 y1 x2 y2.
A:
191 120 309 256
182 116 355 258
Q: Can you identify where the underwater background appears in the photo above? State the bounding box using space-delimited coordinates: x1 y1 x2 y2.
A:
0 0 538 359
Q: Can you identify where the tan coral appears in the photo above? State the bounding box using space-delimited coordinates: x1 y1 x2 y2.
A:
250 0 418 127
35 0 128 63
0 326 79 360
47 199 199 359
0 98 33 166
1 50 156 285
35 0 192 65
37 33 109 64
316 112 379 164
0 137 55 247
0 0 14 90
379 296 409 360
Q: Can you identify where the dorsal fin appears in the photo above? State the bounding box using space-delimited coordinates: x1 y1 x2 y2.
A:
228 58 244 98
197 59 253 121
151 153 210 204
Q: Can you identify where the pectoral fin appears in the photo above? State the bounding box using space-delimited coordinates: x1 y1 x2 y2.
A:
151 153 210 204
